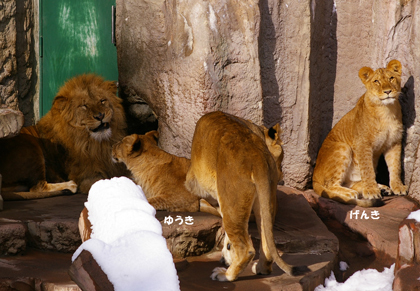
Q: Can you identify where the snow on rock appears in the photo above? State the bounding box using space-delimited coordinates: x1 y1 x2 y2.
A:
407 209 420 222
314 264 395 291
72 177 180 291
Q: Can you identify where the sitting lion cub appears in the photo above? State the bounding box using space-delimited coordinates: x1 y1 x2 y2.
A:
185 111 307 281
313 60 407 207
111 131 219 215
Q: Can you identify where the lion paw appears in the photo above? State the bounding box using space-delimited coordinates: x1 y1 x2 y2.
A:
211 267 228 281
67 181 78 193
361 185 381 199
391 183 408 196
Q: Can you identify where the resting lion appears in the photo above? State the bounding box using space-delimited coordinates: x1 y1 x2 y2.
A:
185 111 308 281
0 74 129 200
313 60 408 207
111 131 219 215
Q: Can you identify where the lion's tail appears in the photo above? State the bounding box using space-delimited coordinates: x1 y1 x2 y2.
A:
312 181 382 208
254 169 309 277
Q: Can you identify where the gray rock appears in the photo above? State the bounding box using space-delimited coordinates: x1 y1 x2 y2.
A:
0 108 24 138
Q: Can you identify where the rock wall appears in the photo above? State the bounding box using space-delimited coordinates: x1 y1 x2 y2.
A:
0 0 37 126
116 0 420 200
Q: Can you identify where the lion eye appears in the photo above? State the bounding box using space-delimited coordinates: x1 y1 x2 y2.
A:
100 99 107 104
390 76 395 81
374 80 380 85
227 243 231 250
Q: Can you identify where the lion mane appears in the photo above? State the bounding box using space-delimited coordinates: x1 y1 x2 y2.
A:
0 74 129 198
38 74 129 193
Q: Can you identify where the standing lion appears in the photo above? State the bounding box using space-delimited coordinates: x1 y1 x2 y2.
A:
0 74 129 199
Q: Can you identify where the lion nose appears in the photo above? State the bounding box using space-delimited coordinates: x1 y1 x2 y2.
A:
384 90 392 95
94 112 105 121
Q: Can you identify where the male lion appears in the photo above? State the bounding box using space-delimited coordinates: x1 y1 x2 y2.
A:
313 60 408 207
0 74 129 199
185 111 308 281
111 131 219 215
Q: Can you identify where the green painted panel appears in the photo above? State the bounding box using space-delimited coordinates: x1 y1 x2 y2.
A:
40 0 117 116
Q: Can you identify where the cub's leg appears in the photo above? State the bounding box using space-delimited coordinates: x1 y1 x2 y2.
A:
384 143 407 195
314 142 359 201
353 146 381 199
211 182 255 281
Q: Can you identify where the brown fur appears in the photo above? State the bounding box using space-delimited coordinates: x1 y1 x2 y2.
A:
313 60 408 207
0 74 129 199
111 131 219 215
185 111 307 281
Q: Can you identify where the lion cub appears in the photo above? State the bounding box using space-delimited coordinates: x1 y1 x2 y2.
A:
111 131 219 215
185 111 307 281
313 60 407 207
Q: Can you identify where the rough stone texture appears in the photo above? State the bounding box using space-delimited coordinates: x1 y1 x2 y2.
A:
0 107 24 138
0 194 87 253
303 190 418 260
117 0 264 158
27 220 81 253
393 218 420 291
0 0 36 126
0 221 26 255
157 211 223 258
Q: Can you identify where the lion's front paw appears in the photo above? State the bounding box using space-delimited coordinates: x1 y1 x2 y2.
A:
391 182 408 196
361 184 381 199
211 267 228 281
67 181 78 193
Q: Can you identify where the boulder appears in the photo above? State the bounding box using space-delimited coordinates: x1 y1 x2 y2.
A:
116 0 264 159
393 218 420 291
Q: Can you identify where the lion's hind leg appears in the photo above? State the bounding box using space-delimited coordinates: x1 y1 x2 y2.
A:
2 180 77 200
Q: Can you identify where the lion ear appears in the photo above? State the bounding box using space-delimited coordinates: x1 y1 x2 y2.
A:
263 123 283 160
52 95 68 111
386 60 402 76
104 81 118 95
130 136 143 156
359 67 374 84
145 130 159 144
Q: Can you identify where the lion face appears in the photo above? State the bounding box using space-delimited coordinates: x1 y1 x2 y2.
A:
359 60 402 105
112 131 159 164
52 74 124 141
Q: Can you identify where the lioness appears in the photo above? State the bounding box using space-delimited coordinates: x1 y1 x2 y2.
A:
185 111 307 281
0 74 129 199
313 60 407 207
111 131 219 215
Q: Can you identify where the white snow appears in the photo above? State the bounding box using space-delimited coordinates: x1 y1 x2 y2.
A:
314 264 395 291
339 261 349 271
72 177 180 291
407 209 420 223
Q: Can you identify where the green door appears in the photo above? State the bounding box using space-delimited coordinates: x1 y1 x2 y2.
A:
40 0 118 116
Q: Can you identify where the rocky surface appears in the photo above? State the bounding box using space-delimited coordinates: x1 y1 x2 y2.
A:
116 0 264 159
0 0 37 125
0 107 24 138
301 189 418 260
393 217 420 291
